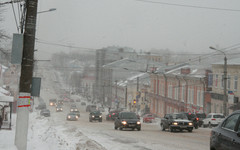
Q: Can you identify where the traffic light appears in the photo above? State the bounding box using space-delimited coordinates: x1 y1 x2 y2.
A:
133 99 136 104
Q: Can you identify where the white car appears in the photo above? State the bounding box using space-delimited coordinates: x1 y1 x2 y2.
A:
202 113 225 128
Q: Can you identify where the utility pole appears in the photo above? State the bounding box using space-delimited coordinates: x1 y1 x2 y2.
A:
15 0 38 150
210 46 228 116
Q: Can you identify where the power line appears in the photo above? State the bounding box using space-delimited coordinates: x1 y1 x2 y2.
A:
11 0 19 32
136 0 240 12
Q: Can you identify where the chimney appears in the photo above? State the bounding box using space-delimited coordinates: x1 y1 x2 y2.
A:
181 68 191 74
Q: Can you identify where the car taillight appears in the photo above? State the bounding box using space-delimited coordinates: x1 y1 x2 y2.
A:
113 113 115 115
212 118 216 121
109 115 111 117
196 118 199 121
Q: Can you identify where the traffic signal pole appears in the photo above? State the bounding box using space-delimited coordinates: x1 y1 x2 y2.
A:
15 0 38 150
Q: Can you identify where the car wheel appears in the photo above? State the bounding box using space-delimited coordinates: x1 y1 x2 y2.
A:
114 126 117 130
161 124 165 131
170 127 173 132
120 127 123 130
188 129 192 132
195 125 198 129
137 128 141 131
132 128 135 131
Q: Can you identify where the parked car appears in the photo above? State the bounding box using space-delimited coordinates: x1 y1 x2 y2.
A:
72 110 80 117
143 114 155 123
66 112 79 121
89 111 102 122
36 102 46 110
56 105 63 112
114 112 141 131
196 113 206 127
40 109 50 117
180 112 199 129
106 110 121 121
49 99 57 106
203 113 225 128
86 105 97 112
81 102 86 106
160 113 194 132
210 110 240 150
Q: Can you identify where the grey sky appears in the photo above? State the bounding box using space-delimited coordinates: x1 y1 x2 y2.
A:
2 0 240 59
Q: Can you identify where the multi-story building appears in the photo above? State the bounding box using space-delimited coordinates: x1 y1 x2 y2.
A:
149 64 211 117
211 58 240 114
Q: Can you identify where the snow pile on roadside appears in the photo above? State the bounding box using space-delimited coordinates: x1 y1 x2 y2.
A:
28 112 106 150
0 114 17 150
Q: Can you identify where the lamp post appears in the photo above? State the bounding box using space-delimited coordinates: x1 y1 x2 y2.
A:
209 46 228 116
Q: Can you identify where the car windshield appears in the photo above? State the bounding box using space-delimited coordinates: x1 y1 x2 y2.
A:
213 115 225 118
172 114 188 120
121 113 138 119
92 111 101 115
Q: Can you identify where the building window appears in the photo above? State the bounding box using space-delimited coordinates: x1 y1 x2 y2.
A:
182 85 185 102
197 90 201 106
159 80 161 95
154 79 156 94
227 75 231 89
188 88 191 104
234 76 238 91
175 86 179 100
191 89 194 104
215 74 218 87
168 85 172 98
200 90 202 106
155 100 157 113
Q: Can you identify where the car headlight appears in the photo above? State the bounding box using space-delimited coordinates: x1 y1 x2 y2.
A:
60 108 63 110
71 109 73 111
92 115 95 118
68 116 71 119
173 122 178 125
122 121 127 125
57 108 59 110
75 109 77 111
99 115 102 118
137 121 141 125
76 116 78 119
189 122 193 126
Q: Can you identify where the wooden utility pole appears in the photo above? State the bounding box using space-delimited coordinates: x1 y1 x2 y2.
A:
15 0 38 150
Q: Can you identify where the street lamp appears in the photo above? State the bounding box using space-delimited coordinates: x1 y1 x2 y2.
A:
37 8 57 14
209 46 228 116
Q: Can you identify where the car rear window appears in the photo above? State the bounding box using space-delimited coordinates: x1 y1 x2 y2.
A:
196 114 206 118
213 115 225 118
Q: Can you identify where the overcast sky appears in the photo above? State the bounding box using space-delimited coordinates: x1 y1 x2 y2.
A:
2 0 240 59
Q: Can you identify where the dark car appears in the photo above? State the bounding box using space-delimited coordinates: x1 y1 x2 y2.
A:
56 105 63 112
106 110 121 121
196 113 206 127
66 112 79 121
72 110 80 117
114 112 141 131
210 110 240 150
161 113 194 132
86 105 97 112
181 112 199 129
89 111 102 122
40 109 50 117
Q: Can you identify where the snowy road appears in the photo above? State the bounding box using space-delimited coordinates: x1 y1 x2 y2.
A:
28 67 211 150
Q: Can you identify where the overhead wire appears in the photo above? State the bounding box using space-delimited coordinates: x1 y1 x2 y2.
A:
136 0 240 12
11 0 19 32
